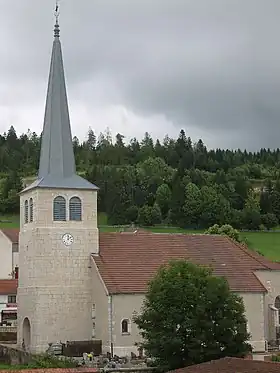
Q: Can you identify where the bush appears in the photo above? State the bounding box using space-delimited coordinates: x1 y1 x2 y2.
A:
138 204 162 226
126 205 139 223
205 224 244 243
27 355 78 369
261 213 278 230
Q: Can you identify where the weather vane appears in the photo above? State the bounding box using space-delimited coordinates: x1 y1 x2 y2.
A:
54 0 60 37
54 0 60 24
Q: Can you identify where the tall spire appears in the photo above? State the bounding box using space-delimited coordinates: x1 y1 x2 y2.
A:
22 4 98 192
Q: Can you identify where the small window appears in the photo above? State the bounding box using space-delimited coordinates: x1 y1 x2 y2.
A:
14 267 19 280
69 197 82 221
121 319 130 334
8 295 16 304
53 196 66 221
92 304 96 319
29 198 33 222
24 200 28 223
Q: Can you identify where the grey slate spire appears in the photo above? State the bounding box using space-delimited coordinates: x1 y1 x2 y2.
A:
23 13 98 192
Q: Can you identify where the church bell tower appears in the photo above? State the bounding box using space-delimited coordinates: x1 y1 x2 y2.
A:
17 8 99 353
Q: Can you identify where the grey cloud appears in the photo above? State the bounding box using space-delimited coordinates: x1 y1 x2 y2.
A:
0 0 279 149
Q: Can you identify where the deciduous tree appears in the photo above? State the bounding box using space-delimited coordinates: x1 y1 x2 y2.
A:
134 260 251 370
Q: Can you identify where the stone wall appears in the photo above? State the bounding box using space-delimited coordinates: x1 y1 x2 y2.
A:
18 188 99 353
0 344 30 365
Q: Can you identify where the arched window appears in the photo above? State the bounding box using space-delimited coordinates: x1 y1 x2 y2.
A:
24 200 28 224
29 198 33 222
53 196 66 221
69 197 82 221
121 319 130 334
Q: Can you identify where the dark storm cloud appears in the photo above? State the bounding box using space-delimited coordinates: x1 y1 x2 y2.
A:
0 0 279 149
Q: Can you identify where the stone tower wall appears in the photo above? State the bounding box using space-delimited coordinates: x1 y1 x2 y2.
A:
17 188 98 353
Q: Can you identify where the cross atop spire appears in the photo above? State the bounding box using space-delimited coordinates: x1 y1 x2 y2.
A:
54 1 60 38
21 5 98 193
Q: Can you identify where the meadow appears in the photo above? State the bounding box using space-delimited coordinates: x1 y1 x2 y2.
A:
1 213 280 261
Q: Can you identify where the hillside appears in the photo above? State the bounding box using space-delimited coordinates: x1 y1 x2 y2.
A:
0 126 280 235
0 212 280 261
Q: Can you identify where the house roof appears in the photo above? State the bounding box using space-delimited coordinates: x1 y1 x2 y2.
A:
168 357 280 373
1 228 19 243
4 228 279 294
93 231 279 294
0 280 18 295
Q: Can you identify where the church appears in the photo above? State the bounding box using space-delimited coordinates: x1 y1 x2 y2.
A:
15 13 280 357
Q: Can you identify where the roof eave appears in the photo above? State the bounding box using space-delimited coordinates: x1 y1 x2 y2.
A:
19 179 99 195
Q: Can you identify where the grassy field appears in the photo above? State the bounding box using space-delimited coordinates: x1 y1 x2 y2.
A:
240 231 280 261
0 365 21 370
0 365 25 370
1 213 280 261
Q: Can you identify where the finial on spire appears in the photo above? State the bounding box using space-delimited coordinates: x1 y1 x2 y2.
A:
54 0 60 38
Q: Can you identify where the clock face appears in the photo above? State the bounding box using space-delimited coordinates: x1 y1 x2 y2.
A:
62 233 74 246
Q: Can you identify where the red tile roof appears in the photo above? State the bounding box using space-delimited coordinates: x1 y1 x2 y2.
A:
168 357 280 373
4 228 279 294
94 231 277 294
0 279 17 295
1 228 19 243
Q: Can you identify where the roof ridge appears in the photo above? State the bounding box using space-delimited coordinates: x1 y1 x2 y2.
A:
240 243 275 270
226 236 272 269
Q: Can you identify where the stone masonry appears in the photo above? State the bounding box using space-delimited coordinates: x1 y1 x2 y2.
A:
17 188 99 353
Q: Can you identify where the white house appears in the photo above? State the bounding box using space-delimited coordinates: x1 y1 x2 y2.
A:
0 229 19 279
0 279 17 324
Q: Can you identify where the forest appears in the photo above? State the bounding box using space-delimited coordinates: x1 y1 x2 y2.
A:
1 125 280 230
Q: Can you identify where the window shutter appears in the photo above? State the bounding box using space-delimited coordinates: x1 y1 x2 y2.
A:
53 196 66 221
69 197 82 221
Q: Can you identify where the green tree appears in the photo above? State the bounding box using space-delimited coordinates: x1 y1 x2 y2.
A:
138 205 153 226
260 190 272 214
0 170 23 214
205 224 244 243
169 172 186 227
86 127 96 151
243 190 261 230
125 205 139 223
271 190 280 221
151 203 162 225
156 184 171 218
231 176 249 210
134 260 251 370
199 186 231 228
261 213 278 230
182 183 201 227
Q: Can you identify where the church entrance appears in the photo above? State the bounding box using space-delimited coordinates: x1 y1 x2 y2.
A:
22 317 31 350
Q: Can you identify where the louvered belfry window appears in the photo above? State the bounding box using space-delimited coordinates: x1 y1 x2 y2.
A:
69 197 82 221
53 196 66 221
29 198 34 222
24 200 28 223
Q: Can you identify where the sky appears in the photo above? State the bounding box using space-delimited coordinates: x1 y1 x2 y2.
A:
0 0 279 150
